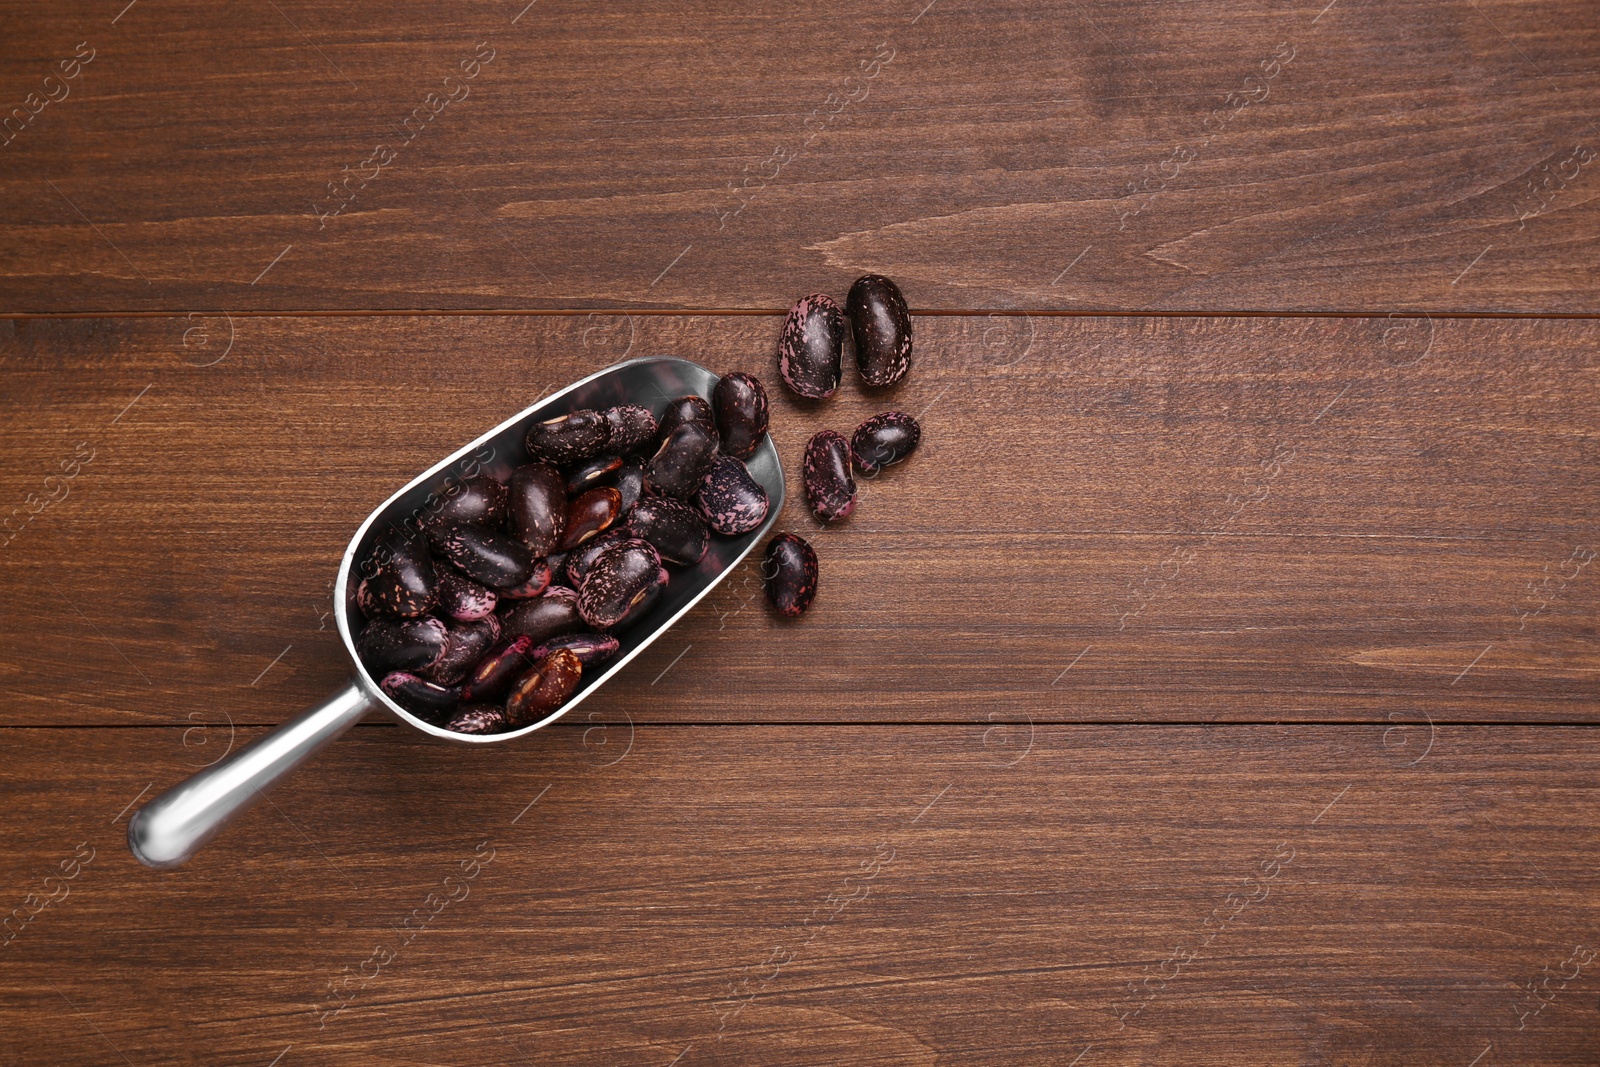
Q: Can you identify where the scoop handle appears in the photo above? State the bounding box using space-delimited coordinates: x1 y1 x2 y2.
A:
128 682 374 868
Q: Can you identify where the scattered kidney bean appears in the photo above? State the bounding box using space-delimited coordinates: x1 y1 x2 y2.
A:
628 496 710 566
500 586 582 645
558 486 623 550
850 411 921 473
422 616 501 686
382 672 461 718
445 704 508 735
509 462 567 556
363 529 438 618
697 454 769 535
764 533 818 617
802 431 857 523
847 275 913 387
505 649 583 726
436 569 498 620
577 539 662 629
525 409 611 465
563 528 631 587
777 293 846 399
358 616 448 675
602 404 658 455
712 372 769 459
423 475 509 530
645 422 718 500
658 395 717 441
427 524 537 589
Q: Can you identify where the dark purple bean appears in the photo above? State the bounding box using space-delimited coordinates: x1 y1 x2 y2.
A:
558 486 623 551
362 529 438 618
628 496 710 566
763 533 818 617
421 475 509 531
658 395 716 440
495 560 553 600
645 422 718 501
427 524 536 589
696 454 769 535
712 372 770 459
802 430 857 523
610 567 668 630
525 409 611 465
777 293 845 400
530 632 621 668
851 411 922 474
459 635 536 704
577 539 662 629
846 274 913 387
446 704 509 735
613 464 645 518
563 529 630 586
567 454 623 494
381 672 460 718
509 462 567 556
436 569 498 621
421 616 502 686
505 649 583 726
355 578 381 619
602 405 658 455
500 586 582 645
357 616 447 675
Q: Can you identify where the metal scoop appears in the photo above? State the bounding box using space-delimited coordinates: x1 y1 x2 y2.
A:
129 356 785 868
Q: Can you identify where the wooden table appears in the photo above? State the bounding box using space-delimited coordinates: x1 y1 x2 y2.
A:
4 2 1598 1063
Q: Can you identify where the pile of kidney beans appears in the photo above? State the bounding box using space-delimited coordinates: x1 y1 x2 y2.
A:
764 274 923 617
354 377 773 736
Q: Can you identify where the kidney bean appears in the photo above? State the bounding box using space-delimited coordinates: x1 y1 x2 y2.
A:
850 411 922 473
427 524 536 589
613 463 645 518
458 635 536 703
696 453 769 535
422 616 501 686
436 569 498 620
567 454 623 494
558 486 623 550
610 567 668 630
764 533 818 617
381 672 461 718
446 704 509 735
577 539 662 629
658 395 716 440
602 404 658 455
500 586 582 645
505 649 583 726
509 462 567 556
846 275 913 387
628 496 710 566
421 475 508 530
777 293 845 399
496 560 553 599
645 422 718 500
357 616 448 675
563 529 630 586
531 632 620 668
525 409 611 465
712 372 770 459
362 529 438 617
802 430 857 523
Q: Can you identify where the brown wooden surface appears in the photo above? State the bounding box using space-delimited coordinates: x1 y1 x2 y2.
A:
6 1 1600 1062
4 0 1600 312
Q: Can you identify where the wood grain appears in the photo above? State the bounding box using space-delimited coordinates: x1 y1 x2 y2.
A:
2 0 1600 312
1 312 1595 726
3 723 1598 1066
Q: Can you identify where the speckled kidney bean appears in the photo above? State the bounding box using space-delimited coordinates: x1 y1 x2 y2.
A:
558 486 623 550
446 704 508 735
696 454 769 535
577 539 662 629
458 635 536 703
531 632 620 668
500 586 582 645
645 422 718 500
562 529 630 587
494 560 553 600
846 275 913 387
427 523 536 589
567 454 623 494
763 533 818 617
363 529 438 617
777 293 846 399
802 430 857 523
381 671 461 718
435 569 498 620
505 649 583 726
602 404 658 455
422 475 509 530
509 462 567 556
657 395 717 441
610 567 669 631
627 496 710 565
357 616 447 675
421 616 501 686
525 409 611 465
712 372 769 459
850 411 921 473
